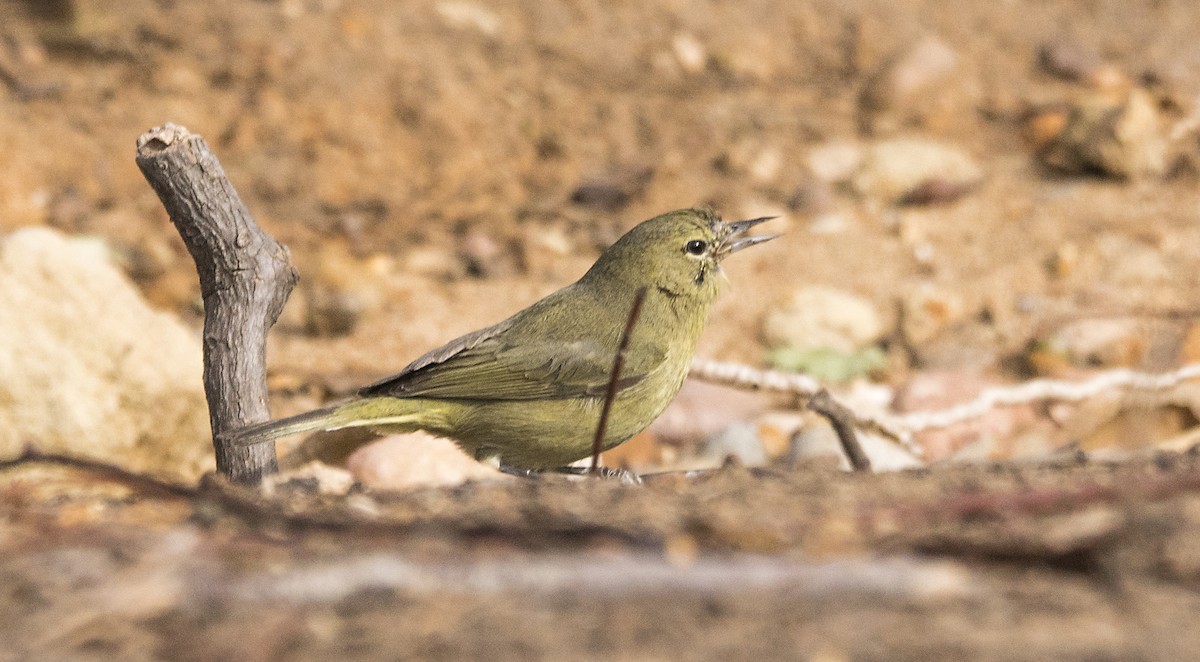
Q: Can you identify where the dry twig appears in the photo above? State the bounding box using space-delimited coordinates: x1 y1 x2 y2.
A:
807 389 872 472
690 358 1200 459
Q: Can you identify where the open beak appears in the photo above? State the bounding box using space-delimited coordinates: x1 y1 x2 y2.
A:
717 216 779 258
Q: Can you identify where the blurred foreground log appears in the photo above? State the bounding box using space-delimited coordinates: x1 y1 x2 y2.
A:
135 123 296 483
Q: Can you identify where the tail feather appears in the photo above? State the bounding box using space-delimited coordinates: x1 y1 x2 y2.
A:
225 398 424 447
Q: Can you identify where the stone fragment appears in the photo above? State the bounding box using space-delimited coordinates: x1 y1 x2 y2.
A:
0 228 211 479
852 139 983 205
859 36 960 133
346 432 505 491
763 286 884 353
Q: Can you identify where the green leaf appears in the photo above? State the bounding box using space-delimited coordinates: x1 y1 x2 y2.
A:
765 346 886 382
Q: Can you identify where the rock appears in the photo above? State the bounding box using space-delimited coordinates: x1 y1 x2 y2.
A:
435 1 501 36
1085 232 1173 289
570 165 654 211
0 228 211 479
899 283 966 345
859 36 960 134
404 243 467 281
671 32 708 74
1076 403 1197 453
1037 39 1103 83
703 422 767 466
346 432 505 491
788 415 843 461
1034 87 1169 178
762 285 884 353
787 176 837 216
650 381 768 444
518 223 575 281
789 417 924 472
851 139 983 206
806 141 864 184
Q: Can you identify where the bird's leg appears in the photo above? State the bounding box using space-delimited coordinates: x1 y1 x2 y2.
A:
494 463 642 485
498 463 543 479
553 465 643 485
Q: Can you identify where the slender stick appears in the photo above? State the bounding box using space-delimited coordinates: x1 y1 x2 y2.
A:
590 287 649 475
807 389 872 472
0 446 196 498
135 124 298 483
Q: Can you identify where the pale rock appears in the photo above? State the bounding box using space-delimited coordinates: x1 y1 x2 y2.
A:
0 228 211 479
520 223 577 281
762 285 884 353
859 36 960 133
852 139 983 205
436 1 501 36
346 432 506 491
672 32 708 74
703 422 767 466
749 145 783 183
790 418 924 472
403 243 467 280
806 141 864 183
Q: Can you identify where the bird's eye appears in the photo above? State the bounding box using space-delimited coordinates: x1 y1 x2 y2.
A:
684 239 708 256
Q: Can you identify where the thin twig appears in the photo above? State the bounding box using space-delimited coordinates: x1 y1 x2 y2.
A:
688 358 917 451
886 364 1200 434
591 287 649 475
807 389 872 472
689 358 1200 458
0 446 197 498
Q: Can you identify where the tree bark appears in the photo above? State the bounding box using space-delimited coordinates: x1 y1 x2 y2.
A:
135 123 296 483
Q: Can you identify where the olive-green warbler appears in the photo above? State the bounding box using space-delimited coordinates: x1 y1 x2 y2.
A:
230 208 776 471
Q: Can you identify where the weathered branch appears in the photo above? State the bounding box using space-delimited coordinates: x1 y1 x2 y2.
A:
135 123 297 483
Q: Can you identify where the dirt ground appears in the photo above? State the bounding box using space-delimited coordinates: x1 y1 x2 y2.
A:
5 0 1200 659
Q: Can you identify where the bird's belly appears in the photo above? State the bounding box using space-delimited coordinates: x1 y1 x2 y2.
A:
449 371 685 469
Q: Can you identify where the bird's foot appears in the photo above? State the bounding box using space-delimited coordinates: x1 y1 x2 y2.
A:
553 465 644 486
497 463 541 479
496 463 642 485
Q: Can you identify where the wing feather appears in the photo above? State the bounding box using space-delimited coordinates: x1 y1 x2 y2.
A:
358 316 663 401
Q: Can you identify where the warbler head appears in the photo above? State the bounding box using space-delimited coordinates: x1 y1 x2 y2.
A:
583 208 778 302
